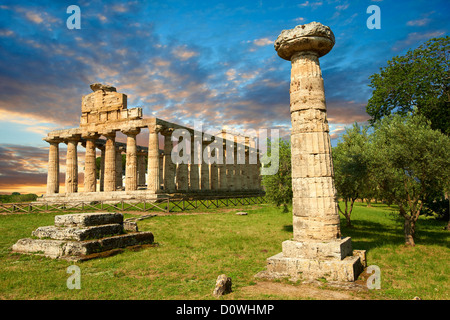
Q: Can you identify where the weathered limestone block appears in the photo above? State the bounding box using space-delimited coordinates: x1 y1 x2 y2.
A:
54 212 123 228
282 237 352 260
11 212 154 261
12 232 154 260
32 224 123 241
263 252 361 282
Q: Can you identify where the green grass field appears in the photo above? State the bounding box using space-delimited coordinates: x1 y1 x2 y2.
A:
0 202 448 300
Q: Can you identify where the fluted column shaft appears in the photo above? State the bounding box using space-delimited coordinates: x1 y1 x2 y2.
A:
163 130 176 192
125 129 140 191
46 140 60 194
219 143 227 190
103 133 116 192
210 146 219 191
176 135 188 192
290 52 340 241
226 144 235 191
233 144 241 191
189 138 200 191
200 142 210 191
84 138 97 192
115 148 123 189
99 146 105 192
137 151 146 186
65 139 79 193
147 127 160 193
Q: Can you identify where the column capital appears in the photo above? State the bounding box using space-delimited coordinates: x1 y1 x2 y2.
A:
44 137 63 144
274 22 335 61
81 132 100 141
100 129 117 138
122 127 141 136
160 126 174 136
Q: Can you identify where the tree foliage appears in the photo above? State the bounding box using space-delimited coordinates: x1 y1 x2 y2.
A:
261 138 292 212
366 36 450 136
332 123 371 226
367 113 450 245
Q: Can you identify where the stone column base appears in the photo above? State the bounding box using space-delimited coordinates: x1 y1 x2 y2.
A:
256 237 364 282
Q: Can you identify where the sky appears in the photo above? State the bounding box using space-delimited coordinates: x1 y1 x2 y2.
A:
0 0 449 195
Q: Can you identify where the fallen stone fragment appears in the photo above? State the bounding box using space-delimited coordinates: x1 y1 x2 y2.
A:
213 274 232 297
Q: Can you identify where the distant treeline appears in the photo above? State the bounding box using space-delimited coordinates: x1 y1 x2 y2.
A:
0 193 38 203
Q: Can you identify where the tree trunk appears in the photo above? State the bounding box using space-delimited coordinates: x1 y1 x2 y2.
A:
404 218 416 246
446 192 450 231
346 214 352 227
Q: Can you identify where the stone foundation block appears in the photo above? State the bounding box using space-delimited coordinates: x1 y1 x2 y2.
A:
282 237 353 260
262 252 362 282
11 232 154 260
32 223 123 241
54 212 123 227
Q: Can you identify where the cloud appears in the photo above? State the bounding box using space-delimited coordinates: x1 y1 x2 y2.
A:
392 31 445 51
406 18 431 27
298 1 323 9
253 38 273 47
293 17 306 23
0 29 14 37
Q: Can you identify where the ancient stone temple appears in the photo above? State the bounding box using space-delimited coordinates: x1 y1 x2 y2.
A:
38 83 264 203
257 22 365 282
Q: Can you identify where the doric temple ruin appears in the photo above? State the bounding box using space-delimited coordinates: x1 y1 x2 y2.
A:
38 83 263 203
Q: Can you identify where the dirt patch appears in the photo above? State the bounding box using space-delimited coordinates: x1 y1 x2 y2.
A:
239 281 370 300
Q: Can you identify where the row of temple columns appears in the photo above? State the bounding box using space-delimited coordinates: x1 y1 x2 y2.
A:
46 128 262 195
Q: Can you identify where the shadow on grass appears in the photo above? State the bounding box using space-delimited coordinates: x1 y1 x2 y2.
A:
280 216 448 253
341 218 449 252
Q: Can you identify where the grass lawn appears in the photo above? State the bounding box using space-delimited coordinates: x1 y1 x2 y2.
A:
0 202 448 300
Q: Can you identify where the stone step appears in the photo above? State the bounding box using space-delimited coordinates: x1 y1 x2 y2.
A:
32 223 123 241
54 212 123 227
12 231 154 261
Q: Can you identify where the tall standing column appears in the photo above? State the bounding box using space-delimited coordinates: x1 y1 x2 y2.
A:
65 137 79 193
209 146 219 191
259 22 362 282
226 143 235 191
124 128 140 191
147 125 161 193
162 128 176 193
103 132 117 192
83 136 98 193
137 150 147 186
115 147 123 189
45 139 60 194
233 142 241 192
219 142 227 191
98 145 105 192
189 136 200 191
200 141 210 191
176 133 188 192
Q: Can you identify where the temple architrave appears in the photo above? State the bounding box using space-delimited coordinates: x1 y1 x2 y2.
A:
38 83 263 204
